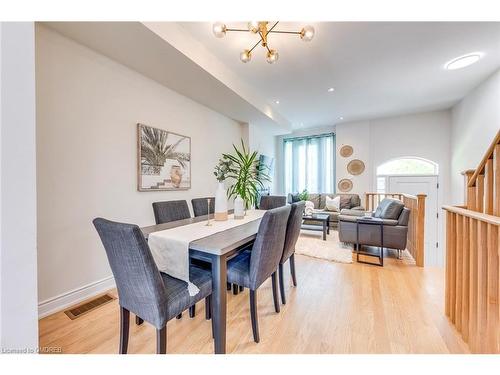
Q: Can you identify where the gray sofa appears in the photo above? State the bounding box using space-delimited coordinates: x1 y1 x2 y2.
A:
287 193 365 228
338 198 410 251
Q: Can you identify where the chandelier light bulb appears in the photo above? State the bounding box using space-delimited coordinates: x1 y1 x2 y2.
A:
248 21 259 33
300 25 315 42
266 49 279 64
240 49 252 63
212 22 227 38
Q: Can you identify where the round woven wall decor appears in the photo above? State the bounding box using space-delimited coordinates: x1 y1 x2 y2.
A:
339 145 353 158
347 159 365 175
338 179 353 192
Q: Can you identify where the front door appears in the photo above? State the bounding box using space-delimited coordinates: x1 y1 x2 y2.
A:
388 175 440 267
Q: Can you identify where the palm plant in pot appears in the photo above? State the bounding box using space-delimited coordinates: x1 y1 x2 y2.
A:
222 140 270 214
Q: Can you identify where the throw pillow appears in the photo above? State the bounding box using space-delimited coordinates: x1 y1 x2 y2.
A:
291 193 301 203
325 195 340 212
339 195 352 210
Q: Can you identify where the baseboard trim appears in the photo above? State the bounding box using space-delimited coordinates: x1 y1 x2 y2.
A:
38 276 116 319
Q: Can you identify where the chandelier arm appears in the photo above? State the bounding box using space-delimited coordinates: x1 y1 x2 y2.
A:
268 30 302 35
225 28 251 32
266 21 279 35
248 39 261 53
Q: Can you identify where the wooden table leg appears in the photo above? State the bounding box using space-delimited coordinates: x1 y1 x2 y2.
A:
211 254 227 354
323 221 327 241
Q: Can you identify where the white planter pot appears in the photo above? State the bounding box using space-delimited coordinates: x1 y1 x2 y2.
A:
214 182 228 221
234 195 245 219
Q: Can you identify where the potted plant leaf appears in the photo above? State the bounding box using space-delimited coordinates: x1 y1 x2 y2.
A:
223 140 270 214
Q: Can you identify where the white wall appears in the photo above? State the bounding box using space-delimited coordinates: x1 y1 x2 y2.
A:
0 22 38 350
334 111 451 201
451 69 500 205
36 25 244 315
335 121 371 198
242 123 277 193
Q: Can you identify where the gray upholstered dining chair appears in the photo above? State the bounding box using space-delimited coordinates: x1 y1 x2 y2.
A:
152 200 191 225
259 195 287 210
93 218 213 354
152 199 196 318
279 201 305 304
226 205 291 343
191 197 215 217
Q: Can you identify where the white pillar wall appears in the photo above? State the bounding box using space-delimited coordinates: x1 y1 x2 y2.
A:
0 22 38 351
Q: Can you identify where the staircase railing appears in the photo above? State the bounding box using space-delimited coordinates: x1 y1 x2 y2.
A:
365 192 426 267
442 129 500 353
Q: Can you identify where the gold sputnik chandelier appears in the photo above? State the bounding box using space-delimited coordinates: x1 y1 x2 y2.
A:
212 21 315 64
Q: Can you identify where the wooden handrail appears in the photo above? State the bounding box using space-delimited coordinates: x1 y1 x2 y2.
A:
364 192 426 267
468 129 500 188
442 205 500 225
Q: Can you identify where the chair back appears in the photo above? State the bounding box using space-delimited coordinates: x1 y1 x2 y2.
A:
398 207 411 226
373 198 404 220
259 195 287 210
93 218 167 328
152 200 190 224
249 205 291 289
281 201 305 264
191 197 215 217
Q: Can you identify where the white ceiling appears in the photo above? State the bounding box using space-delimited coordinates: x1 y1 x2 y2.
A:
180 22 500 129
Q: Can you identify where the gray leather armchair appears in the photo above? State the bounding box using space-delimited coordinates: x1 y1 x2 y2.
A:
338 198 410 251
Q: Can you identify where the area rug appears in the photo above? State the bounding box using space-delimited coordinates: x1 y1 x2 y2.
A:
295 229 353 264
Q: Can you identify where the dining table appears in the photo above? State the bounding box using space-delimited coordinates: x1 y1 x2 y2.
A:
141 210 262 354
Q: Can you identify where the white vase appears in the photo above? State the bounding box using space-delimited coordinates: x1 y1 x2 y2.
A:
234 195 245 219
214 182 228 221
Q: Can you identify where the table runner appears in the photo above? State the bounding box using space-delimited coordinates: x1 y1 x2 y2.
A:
148 209 266 296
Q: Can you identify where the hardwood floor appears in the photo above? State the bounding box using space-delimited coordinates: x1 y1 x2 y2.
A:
38 252 470 354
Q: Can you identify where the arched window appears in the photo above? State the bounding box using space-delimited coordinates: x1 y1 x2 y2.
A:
377 157 438 176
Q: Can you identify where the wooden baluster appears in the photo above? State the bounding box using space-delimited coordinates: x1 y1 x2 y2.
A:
469 218 478 352
476 175 485 213
477 221 488 353
484 159 494 215
415 194 426 267
486 224 499 353
494 145 500 216
497 227 500 353
455 214 463 332
445 211 452 317
468 186 477 211
449 212 457 324
463 170 475 208
461 215 470 342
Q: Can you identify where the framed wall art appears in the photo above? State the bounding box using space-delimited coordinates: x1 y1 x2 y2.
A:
137 123 191 191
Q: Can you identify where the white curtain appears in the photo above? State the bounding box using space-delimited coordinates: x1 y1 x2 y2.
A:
284 133 335 193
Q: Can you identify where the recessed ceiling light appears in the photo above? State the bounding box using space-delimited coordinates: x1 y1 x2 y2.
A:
275 100 280 104
328 87 335 92
339 116 344 120
445 53 483 70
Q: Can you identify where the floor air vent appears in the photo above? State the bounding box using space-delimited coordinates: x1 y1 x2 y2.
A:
64 294 115 320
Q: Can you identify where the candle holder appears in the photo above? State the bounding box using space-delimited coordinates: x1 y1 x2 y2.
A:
205 198 213 226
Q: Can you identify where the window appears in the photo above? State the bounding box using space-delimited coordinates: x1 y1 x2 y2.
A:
377 157 438 175
376 157 438 193
284 133 335 193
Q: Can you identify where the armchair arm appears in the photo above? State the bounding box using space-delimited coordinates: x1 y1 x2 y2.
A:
351 205 365 211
